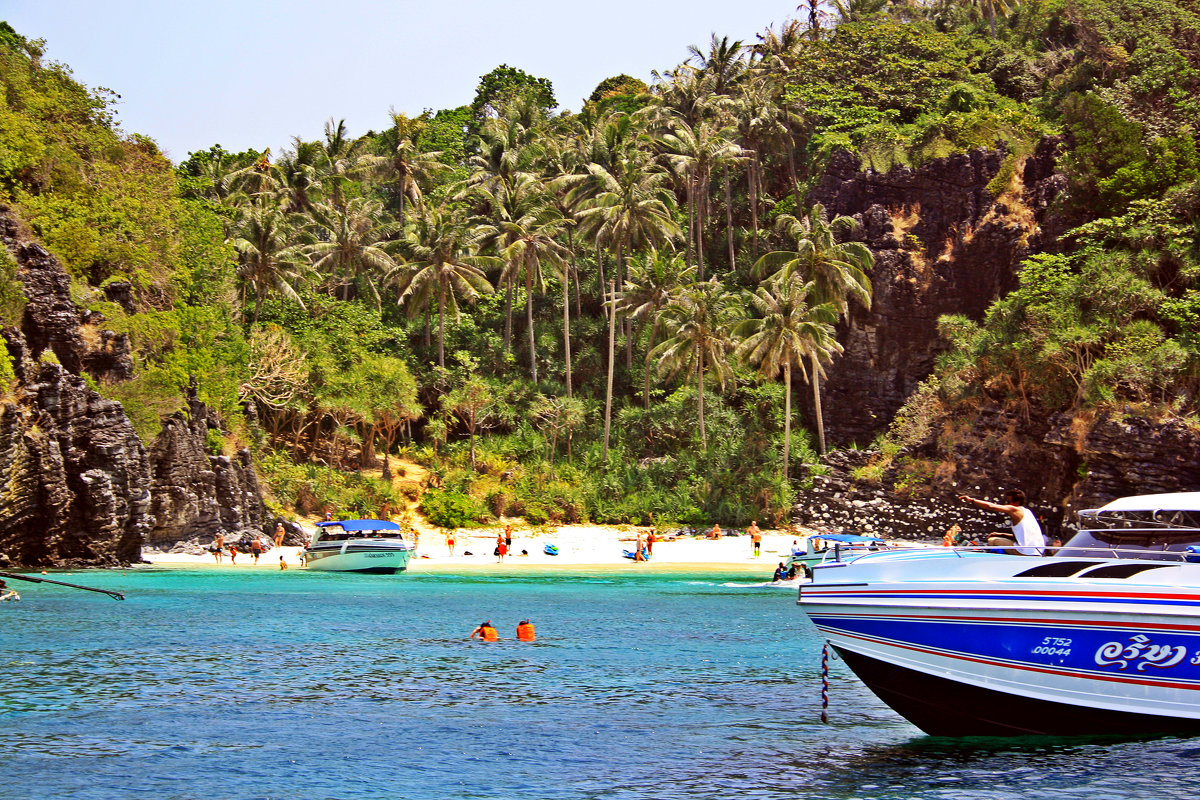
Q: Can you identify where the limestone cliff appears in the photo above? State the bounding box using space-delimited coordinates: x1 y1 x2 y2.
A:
0 206 268 568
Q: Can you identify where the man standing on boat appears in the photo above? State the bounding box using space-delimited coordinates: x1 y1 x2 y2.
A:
959 489 1046 555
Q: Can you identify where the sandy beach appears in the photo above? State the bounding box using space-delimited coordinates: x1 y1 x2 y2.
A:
141 524 812 573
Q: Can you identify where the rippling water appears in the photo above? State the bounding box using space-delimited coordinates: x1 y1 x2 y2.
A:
2 566 1199 800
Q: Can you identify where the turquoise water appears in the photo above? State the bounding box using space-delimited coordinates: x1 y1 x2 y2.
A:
3 567 1200 800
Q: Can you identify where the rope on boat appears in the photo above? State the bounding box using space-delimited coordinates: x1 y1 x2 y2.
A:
821 640 830 724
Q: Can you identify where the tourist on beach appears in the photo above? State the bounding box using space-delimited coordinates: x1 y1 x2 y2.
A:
496 535 508 563
0 579 19 602
516 620 535 641
942 523 962 547
470 621 499 641
446 529 456 557
634 532 646 561
709 523 722 540
298 547 307 567
250 537 263 564
959 489 1046 555
274 522 285 549
749 521 762 557
646 529 656 557
504 523 514 554
211 532 224 564
228 545 238 564
279 555 287 571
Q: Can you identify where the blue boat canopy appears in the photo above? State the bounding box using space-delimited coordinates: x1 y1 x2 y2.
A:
812 533 884 543
317 519 402 532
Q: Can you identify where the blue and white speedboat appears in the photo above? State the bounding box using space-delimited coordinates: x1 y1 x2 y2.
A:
797 492 1200 736
306 519 415 574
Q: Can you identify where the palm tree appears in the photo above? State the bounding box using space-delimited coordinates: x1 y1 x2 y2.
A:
499 196 572 384
734 278 842 479
650 279 745 448
230 206 309 324
305 197 401 307
687 33 747 97
620 249 695 408
753 203 875 453
375 112 447 222
276 138 326 215
394 204 499 369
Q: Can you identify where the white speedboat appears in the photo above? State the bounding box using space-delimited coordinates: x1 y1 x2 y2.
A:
797 492 1200 736
305 519 415 574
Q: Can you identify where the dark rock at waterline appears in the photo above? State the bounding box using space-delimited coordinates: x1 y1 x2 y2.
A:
0 205 271 568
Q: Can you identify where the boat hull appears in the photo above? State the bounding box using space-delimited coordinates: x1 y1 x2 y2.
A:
305 541 414 574
800 550 1200 737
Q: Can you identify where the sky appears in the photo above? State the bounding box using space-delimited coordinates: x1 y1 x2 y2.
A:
3 0 802 163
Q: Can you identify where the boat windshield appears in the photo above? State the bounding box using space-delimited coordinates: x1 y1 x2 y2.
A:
1060 507 1200 561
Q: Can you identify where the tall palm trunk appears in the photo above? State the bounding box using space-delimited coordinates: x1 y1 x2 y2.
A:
563 269 572 397
697 350 707 448
437 282 446 370
811 351 826 455
603 280 616 463
526 263 537 383
788 145 803 216
724 165 735 271
696 171 707 281
642 320 660 409
783 360 792 479
749 154 761 260
503 278 514 350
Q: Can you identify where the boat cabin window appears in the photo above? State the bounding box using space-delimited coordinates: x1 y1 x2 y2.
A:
1062 506 1200 561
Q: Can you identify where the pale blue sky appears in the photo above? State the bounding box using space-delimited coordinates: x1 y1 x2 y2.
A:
3 0 801 162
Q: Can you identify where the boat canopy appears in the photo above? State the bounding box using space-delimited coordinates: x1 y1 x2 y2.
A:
1082 492 1200 516
317 519 402 532
812 533 884 543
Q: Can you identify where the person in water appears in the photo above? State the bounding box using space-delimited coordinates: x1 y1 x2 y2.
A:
0 579 20 602
516 620 535 641
470 621 499 641
279 555 287 571
959 489 1046 555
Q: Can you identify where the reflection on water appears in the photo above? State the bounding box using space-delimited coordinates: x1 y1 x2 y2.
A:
2 568 1199 799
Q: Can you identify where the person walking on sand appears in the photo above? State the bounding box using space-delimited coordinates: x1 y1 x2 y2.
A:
274 522 285 549
229 544 238 564
211 532 224 564
749 521 762 557
646 529 656 557
504 523 514 554
470 621 499 641
446 529 457 557
250 537 263 564
959 489 1046 555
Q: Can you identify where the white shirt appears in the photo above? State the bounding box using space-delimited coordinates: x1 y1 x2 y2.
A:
1012 507 1046 555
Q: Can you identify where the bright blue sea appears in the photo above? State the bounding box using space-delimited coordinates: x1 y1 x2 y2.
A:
3 566 1200 800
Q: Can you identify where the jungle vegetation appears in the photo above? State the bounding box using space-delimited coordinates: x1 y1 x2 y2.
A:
0 1 1197 527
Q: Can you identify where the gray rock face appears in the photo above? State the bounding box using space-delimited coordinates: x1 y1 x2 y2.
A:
0 205 268 567
804 143 1065 446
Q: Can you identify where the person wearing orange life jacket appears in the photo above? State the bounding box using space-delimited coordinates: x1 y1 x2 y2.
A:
516 620 535 641
470 621 499 641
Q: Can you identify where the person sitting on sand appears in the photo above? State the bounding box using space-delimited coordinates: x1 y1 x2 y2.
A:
470 621 499 641
709 523 722 540
942 523 961 548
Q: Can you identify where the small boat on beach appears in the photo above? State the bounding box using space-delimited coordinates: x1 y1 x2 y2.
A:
797 492 1200 736
306 519 415 574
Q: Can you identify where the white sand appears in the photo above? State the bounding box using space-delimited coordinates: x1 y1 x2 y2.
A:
141 525 810 572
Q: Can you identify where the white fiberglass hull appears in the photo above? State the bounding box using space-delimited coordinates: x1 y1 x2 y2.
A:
305 538 415 574
798 548 1200 736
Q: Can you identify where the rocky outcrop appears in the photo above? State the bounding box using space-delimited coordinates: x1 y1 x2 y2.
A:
0 205 269 568
804 142 1065 446
796 410 1200 542
146 381 268 548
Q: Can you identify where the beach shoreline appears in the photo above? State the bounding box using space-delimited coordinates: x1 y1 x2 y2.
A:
140 524 822 573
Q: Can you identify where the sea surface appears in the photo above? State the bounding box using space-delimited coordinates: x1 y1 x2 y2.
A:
3 566 1200 800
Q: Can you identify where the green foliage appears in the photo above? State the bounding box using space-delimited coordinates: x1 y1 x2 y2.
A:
420 487 489 528
471 64 557 124
0 246 27 326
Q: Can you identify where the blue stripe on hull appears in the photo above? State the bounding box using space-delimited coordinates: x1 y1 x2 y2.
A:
834 645 1200 737
810 614 1200 686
